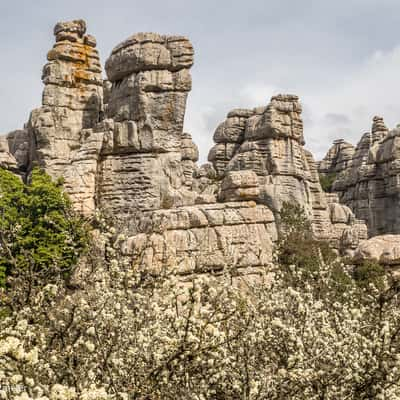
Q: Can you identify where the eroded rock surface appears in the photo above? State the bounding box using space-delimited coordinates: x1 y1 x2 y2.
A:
0 136 17 170
354 235 400 267
29 19 103 178
122 201 277 277
318 139 355 176
207 95 367 250
321 116 400 236
1 20 370 276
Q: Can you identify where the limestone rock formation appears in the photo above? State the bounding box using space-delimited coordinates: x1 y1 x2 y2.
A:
0 136 17 170
353 235 400 267
219 170 260 202
208 108 254 177
318 139 355 176
320 116 400 236
28 19 103 178
207 94 367 250
325 193 368 254
6 129 30 171
97 32 198 218
0 19 370 276
121 201 277 277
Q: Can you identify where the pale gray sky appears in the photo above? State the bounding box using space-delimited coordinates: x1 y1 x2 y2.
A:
1 0 400 161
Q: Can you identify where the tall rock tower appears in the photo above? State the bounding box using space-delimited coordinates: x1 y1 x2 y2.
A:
97 33 197 216
28 20 103 178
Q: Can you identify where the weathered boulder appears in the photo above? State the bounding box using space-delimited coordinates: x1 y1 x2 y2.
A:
324 193 368 254
219 170 260 202
6 129 30 170
354 235 400 266
105 33 194 81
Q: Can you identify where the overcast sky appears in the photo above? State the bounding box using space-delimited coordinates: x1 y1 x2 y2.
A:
1 0 400 162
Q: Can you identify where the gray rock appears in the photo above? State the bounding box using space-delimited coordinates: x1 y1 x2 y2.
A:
207 94 367 251
0 135 17 170
27 19 103 209
2 21 371 276
354 235 400 266
219 170 260 202
320 116 400 236
318 139 355 175
121 201 277 276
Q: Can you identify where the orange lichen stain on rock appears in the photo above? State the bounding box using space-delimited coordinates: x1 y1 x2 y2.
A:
72 44 98 94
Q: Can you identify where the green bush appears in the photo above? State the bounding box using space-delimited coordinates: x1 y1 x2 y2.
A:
319 172 337 193
276 202 352 296
353 259 386 291
276 202 336 272
0 168 88 287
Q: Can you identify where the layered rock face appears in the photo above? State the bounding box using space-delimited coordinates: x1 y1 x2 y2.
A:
97 33 199 217
354 235 400 268
207 95 367 248
6 130 30 171
28 20 103 178
1 19 369 277
318 139 355 176
0 136 17 171
321 116 400 236
122 201 277 277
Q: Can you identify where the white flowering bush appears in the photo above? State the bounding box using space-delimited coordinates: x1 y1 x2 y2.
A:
1 216 400 399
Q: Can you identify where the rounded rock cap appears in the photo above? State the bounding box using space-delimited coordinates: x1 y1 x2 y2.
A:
54 19 87 40
105 32 194 82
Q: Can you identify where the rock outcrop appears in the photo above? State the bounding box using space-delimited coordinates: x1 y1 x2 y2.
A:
353 235 400 271
320 116 400 237
207 95 367 249
97 32 198 218
6 129 30 171
122 201 277 277
318 139 355 176
0 136 17 170
1 19 370 277
28 19 103 178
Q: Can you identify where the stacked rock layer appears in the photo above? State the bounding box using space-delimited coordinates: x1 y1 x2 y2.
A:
320 116 400 237
1 19 369 277
207 95 367 247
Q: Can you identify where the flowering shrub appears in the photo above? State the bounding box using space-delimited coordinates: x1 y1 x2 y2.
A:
1 207 400 399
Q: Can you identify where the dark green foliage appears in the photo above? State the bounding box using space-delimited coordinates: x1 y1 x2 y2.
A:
319 172 337 193
276 202 352 296
276 202 391 300
276 202 336 274
0 168 88 288
353 260 386 291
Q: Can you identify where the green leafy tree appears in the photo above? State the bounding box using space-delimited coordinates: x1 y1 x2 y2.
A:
276 202 336 273
276 201 352 296
0 167 88 288
319 172 337 193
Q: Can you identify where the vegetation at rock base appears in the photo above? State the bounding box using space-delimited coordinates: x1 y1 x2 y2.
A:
0 167 88 289
319 172 337 193
1 198 400 399
353 259 386 291
276 202 343 286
